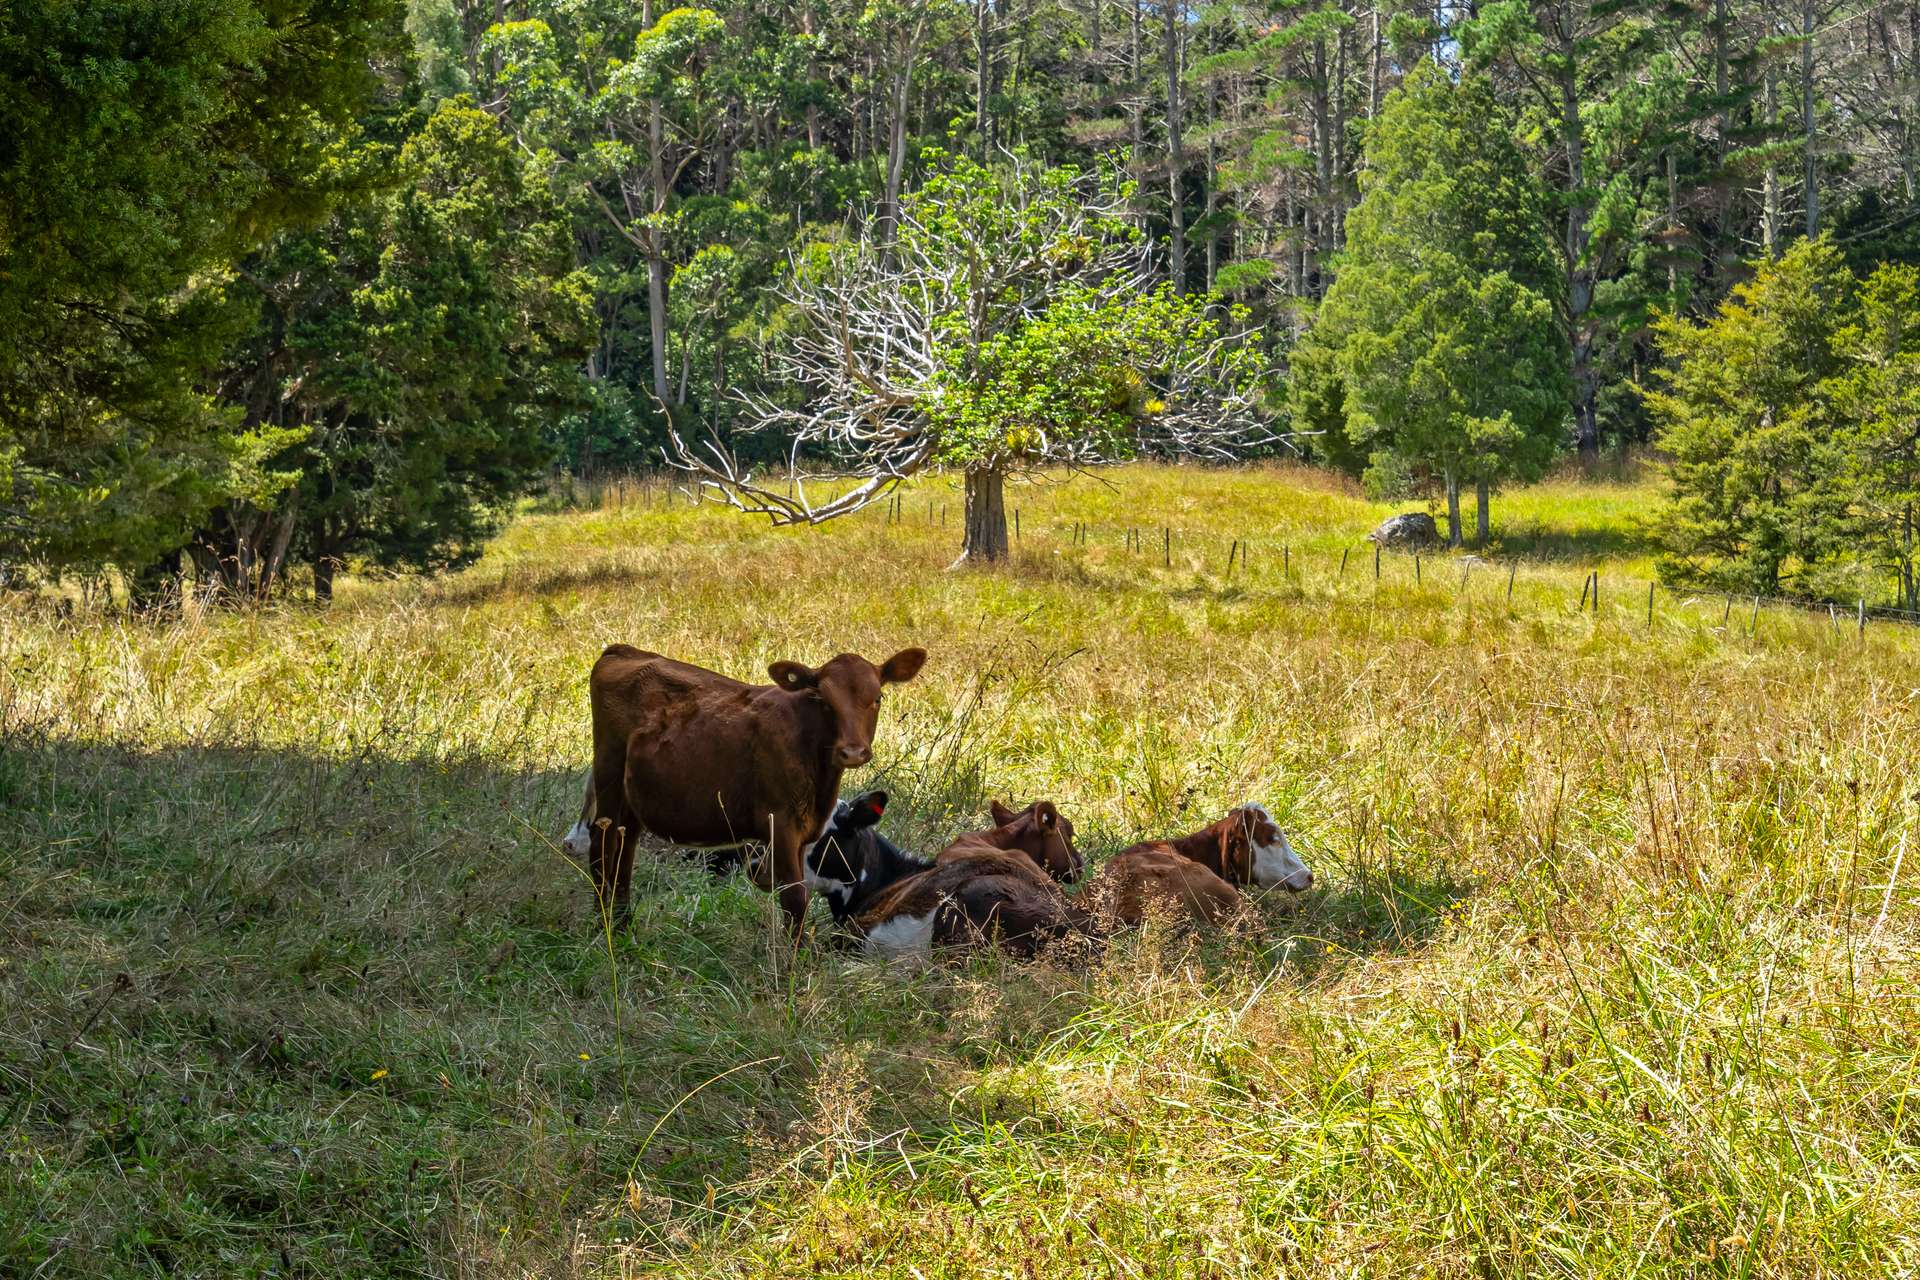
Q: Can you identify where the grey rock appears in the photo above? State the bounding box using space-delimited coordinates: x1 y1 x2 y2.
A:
1368 512 1441 548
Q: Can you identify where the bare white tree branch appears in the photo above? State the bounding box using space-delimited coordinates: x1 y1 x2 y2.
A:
666 151 1288 524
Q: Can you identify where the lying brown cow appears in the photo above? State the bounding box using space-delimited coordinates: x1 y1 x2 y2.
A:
1091 804 1313 927
577 643 926 932
1096 846 1243 926
938 799 1083 882
839 799 1095 958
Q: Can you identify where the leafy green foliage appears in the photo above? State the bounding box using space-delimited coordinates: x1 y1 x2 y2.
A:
1301 67 1569 542
1651 238 1920 606
202 101 595 597
0 0 406 578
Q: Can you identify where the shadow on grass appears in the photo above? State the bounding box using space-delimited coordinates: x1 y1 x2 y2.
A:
1490 516 1657 565
0 735 1469 1275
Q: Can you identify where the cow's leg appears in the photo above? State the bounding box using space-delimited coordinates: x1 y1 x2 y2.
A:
770 831 810 943
587 747 626 924
608 805 641 927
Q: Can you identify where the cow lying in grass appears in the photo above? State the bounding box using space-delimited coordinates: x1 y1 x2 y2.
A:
1091 804 1313 927
823 798 1098 959
573 643 926 933
803 790 931 924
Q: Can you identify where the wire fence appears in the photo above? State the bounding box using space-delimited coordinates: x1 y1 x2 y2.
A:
552 469 1920 637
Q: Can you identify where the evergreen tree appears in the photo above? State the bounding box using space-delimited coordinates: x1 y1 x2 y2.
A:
1302 65 1569 546
196 102 595 601
1647 237 1856 595
0 0 406 580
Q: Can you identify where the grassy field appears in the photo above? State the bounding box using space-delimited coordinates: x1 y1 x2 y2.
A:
5 462 1919 1278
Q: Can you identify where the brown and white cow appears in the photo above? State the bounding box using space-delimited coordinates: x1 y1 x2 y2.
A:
574 643 926 932
1090 804 1313 927
1094 845 1243 927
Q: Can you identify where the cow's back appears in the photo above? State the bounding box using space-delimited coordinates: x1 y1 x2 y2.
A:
1098 844 1239 926
592 648 815 846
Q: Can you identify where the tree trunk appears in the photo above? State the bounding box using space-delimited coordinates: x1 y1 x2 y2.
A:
1475 475 1490 545
1445 469 1463 548
645 0 670 403
1764 66 1781 256
1714 0 1732 283
801 9 822 151
312 550 337 605
881 58 915 240
957 467 1009 565
1164 0 1186 292
1801 0 1819 237
1130 0 1145 230
976 0 991 151
1559 56 1599 468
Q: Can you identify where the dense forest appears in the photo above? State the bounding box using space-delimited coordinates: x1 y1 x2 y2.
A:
4 0 1920 596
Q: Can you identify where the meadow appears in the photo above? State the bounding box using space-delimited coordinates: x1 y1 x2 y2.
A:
4 462 1919 1278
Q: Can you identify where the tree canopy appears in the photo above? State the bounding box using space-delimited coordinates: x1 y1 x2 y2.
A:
669 151 1278 562
1298 66 1569 545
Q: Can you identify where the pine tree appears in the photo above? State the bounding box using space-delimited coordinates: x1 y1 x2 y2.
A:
1302 65 1569 546
1647 237 1857 595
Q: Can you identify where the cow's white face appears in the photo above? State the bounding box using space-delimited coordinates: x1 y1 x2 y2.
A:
1246 805 1312 892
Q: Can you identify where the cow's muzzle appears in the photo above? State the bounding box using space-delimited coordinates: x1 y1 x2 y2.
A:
836 745 873 768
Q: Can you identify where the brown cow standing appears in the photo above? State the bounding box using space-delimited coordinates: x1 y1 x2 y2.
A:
580 644 926 933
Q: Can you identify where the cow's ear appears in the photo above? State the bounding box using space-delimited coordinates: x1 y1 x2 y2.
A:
879 648 927 684
769 661 820 691
1035 802 1059 830
848 791 887 828
989 799 1016 826
1220 826 1251 883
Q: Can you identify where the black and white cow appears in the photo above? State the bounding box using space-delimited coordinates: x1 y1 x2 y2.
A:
803 790 935 924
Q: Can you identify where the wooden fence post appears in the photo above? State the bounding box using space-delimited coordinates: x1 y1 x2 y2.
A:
1579 574 1590 611
1340 548 1350 578
1859 599 1867 637
1374 544 1381 580
1415 554 1421 585
1164 527 1171 568
1647 581 1655 629
1507 562 1517 602
1750 594 1761 636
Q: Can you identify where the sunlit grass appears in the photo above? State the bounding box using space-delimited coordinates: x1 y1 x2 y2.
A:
3 462 1917 1277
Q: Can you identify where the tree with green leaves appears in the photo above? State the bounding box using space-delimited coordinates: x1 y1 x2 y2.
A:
670 151 1279 564
194 101 595 601
1647 237 1856 595
1830 262 1920 608
1299 66 1569 546
0 0 405 581
1653 237 1920 606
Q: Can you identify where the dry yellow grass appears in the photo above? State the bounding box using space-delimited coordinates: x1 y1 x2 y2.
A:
3 462 1918 1276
